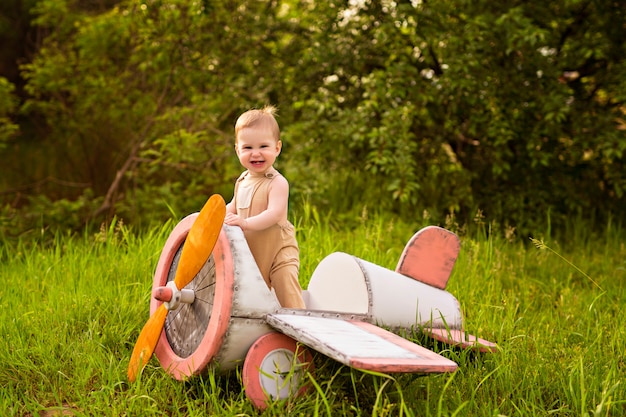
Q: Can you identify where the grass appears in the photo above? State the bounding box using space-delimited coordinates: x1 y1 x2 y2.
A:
0 209 625 416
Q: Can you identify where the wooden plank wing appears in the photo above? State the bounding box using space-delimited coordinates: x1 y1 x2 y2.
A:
267 313 458 373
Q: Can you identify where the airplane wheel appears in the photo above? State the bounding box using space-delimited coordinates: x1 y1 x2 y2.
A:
150 214 234 380
243 332 314 410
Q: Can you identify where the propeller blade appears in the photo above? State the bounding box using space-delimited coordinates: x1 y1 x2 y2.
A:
127 194 226 382
174 194 226 290
127 304 167 382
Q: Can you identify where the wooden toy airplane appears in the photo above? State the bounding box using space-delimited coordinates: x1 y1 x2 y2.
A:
128 195 496 409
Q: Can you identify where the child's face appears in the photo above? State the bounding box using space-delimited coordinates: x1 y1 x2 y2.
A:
235 125 282 174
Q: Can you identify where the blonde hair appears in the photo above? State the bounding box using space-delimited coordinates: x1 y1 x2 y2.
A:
235 105 280 142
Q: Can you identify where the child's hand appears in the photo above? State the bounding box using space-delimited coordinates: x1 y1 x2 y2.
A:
224 213 248 230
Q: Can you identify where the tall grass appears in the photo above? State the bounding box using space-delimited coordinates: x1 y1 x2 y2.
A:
1 209 624 416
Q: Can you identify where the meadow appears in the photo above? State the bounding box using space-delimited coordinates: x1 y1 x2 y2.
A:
1 207 624 416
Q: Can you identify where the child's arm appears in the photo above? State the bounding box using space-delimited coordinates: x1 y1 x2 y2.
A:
224 176 289 231
226 199 237 215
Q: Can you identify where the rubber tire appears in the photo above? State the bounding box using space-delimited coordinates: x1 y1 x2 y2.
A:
242 332 314 410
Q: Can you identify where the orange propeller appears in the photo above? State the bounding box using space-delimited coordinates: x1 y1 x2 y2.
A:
127 194 226 382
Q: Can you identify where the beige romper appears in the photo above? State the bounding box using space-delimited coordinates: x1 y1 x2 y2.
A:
233 167 305 309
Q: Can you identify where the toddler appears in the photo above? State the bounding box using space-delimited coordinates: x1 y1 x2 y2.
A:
224 105 306 309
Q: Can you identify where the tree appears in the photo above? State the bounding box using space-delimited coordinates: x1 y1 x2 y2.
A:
1 0 624 238
283 0 626 232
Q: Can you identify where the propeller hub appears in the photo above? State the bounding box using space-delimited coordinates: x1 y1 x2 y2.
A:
154 281 195 310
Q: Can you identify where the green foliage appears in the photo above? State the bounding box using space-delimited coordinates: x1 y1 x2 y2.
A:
0 77 19 149
285 0 626 233
0 0 625 238
0 190 103 243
